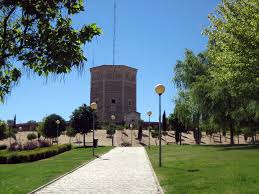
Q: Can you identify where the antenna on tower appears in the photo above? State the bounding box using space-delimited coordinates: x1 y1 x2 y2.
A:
112 0 116 66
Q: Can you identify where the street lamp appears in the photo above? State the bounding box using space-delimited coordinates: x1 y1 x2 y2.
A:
155 84 165 167
147 110 152 149
111 115 115 146
91 102 97 156
130 123 133 146
56 120 60 144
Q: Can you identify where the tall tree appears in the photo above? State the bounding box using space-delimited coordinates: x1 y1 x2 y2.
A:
0 120 7 140
0 0 101 102
204 0 259 102
162 111 168 137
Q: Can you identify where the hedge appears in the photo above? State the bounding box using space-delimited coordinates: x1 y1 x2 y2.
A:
0 144 71 164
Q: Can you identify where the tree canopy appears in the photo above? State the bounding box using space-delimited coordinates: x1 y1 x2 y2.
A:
41 114 66 138
70 104 96 147
172 0 259 144
0 0 101 102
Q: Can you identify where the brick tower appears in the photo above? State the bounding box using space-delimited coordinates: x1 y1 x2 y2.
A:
90 65 140 124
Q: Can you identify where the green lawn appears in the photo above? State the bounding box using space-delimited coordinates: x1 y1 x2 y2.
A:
147 144 259 194
0 146 112 194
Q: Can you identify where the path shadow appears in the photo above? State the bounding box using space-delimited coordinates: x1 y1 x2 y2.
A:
140 142 147 146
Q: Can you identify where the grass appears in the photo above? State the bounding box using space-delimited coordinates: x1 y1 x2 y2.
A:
0 146 112 194
146 144 259 194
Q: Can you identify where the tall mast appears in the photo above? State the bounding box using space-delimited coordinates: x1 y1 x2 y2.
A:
112 0 116 66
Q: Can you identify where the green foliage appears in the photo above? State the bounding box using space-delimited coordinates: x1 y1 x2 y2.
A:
162 111 167 132
41 114 66 138
106 124 116 136
66 127 77 138
0 144 71 164
0 120 8 140
27 133 37 141
0 0 101 102
70 104 96 147
172 0 259 145
70 104 95 134
204 0 259 102
151 127 159 138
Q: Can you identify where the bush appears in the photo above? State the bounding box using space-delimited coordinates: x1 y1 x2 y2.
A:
38 139 50 147
1 144 72 164
8 143 23 151
27 133 37 141
0 144 7 150
23 141 38 150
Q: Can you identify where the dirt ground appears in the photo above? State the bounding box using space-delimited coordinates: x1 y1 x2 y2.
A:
0 129 255 147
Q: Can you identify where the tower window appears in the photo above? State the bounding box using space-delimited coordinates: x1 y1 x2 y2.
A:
128 100 132 106
112 99 116 104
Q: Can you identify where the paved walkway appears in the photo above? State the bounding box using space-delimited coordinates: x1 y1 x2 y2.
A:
35 147 162 194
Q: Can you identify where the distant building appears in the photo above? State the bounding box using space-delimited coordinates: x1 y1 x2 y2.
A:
90 65 140 124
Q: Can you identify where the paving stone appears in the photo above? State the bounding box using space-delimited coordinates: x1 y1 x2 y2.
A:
35 147 162 194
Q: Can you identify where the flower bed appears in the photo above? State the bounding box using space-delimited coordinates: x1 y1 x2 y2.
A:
0 144 71 164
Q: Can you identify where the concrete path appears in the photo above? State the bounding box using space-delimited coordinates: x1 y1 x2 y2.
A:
35 147 163 194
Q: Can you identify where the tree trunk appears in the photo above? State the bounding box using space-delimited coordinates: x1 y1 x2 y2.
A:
238 135 239 145
219 132 222 143
83 133 86 147
252 135 255 144
180 133 182 145
230 128 234 145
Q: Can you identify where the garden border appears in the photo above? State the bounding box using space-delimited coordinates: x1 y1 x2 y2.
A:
144 148 164 194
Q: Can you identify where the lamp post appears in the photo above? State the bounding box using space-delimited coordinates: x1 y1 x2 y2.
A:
111 115 115 146
130 123 133 146
91 102 97 156
155 84 165 167
56 120 60 144
147 111 152 149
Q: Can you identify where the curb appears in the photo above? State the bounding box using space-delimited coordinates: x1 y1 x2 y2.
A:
144 148 164 194
29 147 114 194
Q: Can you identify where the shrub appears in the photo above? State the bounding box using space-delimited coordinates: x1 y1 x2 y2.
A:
1 144 72 164
8 143 23 151
0 144 7 150
106 128 116 136
38 139 50 147
27 133 37 141
23 141 38 150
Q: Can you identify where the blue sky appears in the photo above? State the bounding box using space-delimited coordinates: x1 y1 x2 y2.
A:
0 0 220 123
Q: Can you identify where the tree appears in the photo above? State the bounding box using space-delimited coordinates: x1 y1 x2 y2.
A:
162 111 168 142
204 0 259 103
173 50 239 144
41 114 66 142
0 0 101 102
70 104 95 147
151 126 159 145
66 127 77 143
0 120 7 140
169 114 185 145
